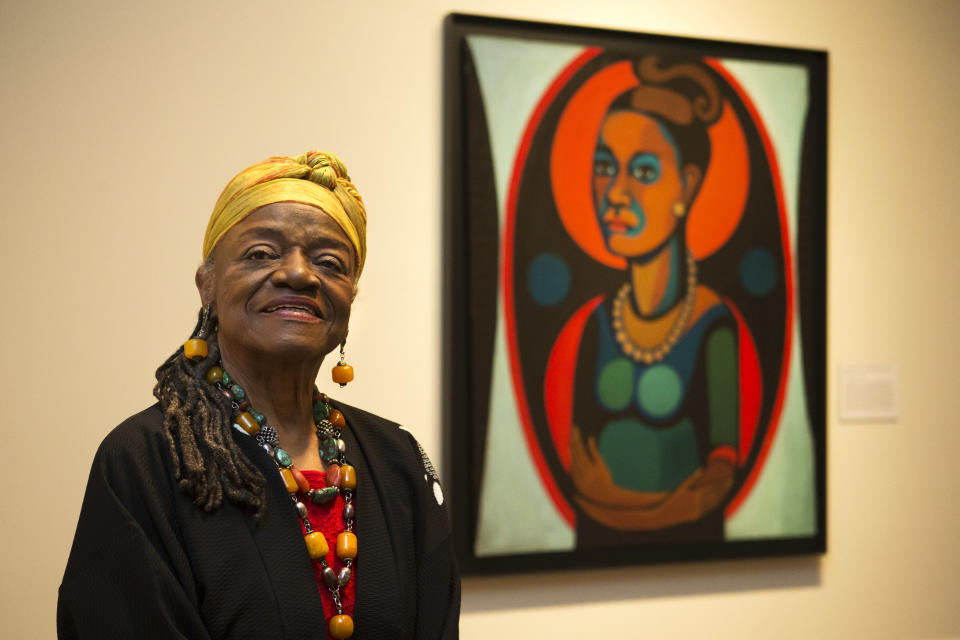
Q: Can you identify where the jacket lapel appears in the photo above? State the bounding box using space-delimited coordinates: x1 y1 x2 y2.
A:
338 403 406 638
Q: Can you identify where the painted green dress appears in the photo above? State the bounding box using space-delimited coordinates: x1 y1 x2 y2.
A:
573 297 739 546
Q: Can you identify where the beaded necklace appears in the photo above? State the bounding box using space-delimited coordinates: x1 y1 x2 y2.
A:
611 250 698 365
204 362 358 640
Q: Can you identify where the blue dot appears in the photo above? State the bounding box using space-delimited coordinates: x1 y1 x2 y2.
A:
527 253 571 306
740 248 778 296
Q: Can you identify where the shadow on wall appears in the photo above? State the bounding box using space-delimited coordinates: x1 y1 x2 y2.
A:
461 555 821 612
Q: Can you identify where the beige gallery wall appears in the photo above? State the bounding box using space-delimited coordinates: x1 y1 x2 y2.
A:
1 0 958 638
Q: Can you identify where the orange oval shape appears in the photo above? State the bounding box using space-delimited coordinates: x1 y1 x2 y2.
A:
336 531 357 560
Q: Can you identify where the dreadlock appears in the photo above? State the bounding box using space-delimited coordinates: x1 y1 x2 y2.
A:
154 312 267 518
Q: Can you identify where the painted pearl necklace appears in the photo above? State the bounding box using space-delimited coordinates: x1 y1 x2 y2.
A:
611 249 698 365
205 363 357 640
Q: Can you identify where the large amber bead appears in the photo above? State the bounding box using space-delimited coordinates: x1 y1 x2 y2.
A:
340 465 357 490
279 468 299 494
304 531 329 559
328 409 346 429
205 365 224 384
332 364 354 385
336 531 358 560
234 412 260 435
183 338 208 360
328 614 354 639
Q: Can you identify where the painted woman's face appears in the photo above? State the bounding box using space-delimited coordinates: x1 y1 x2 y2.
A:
593 110 686 258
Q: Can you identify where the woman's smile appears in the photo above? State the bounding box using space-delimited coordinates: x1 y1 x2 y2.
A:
261 295 324 322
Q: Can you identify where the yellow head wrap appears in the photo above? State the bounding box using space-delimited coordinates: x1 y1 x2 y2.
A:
202 151 367 275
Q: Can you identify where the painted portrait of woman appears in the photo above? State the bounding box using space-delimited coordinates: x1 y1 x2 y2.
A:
451 27 824 565
564 57 741 544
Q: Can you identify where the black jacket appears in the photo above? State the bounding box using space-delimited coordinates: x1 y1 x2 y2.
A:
58 402 460 639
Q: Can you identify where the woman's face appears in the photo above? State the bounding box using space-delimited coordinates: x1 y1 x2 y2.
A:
197 202 357 366
593 110 689 258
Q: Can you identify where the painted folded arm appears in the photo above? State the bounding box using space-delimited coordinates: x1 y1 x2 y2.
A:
570 426 734 530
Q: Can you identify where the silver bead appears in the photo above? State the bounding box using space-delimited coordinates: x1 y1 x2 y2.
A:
337 567 352 585
336 438 346 454
295 502 307 518
322 566 338 589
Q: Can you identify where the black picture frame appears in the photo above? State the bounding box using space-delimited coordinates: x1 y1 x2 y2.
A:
443 13 827 575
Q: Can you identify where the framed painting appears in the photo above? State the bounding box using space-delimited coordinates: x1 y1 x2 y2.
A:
442 13 827 574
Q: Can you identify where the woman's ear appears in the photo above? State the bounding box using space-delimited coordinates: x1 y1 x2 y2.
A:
682 164 703 204
196 263 215 307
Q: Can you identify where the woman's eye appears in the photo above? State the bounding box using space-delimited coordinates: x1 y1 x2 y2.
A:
316 256 346 273
629 154 661 184
247 249 275 260
593 156 616 177
631 165 655 181
593 147 617 177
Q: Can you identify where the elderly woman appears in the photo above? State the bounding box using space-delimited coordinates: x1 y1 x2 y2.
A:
58 152 460 639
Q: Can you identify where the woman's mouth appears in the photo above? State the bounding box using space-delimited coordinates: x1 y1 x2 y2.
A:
602 208 644 237
262 298 322 322
603 215 637 235
605 219 632 233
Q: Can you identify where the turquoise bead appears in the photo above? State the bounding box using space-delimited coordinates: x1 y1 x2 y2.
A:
229 383 246 401
221 370 231 385
274 447 292 468
314 401 330 421
321 437 338 463
310 486 339 504
251 410 266 425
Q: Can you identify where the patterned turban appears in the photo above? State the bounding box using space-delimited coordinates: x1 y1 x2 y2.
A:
202 151 367 275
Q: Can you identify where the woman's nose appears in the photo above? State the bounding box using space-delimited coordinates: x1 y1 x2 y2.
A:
272 250 318 289
607 171 630 206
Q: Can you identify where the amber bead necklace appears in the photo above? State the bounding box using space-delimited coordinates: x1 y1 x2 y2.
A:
182 340 358 638
183 309 358 639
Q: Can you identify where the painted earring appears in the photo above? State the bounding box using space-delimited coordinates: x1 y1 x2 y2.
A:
332 341 354 387
184 303 213 361
672 202 686 218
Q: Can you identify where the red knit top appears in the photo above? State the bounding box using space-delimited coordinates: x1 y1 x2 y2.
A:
298 469 356 621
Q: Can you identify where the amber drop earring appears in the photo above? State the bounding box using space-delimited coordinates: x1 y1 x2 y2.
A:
332 341 354 387
183 304 214 360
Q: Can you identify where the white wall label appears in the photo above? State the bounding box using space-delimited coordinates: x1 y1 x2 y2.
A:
839 363 899 422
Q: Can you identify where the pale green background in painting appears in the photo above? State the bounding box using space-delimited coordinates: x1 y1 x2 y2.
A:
468 35 818 555
721 61 817 538
468 35 582 556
